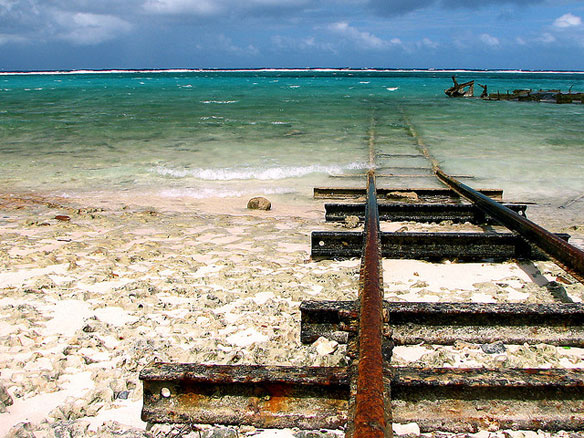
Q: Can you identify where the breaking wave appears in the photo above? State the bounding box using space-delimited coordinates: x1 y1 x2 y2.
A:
153 163 367 181
201 100 239 104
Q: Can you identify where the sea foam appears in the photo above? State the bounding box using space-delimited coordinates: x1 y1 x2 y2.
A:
153 163 367 181
201 100 239 104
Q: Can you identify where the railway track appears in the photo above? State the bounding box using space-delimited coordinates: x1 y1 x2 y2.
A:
140 109 584 436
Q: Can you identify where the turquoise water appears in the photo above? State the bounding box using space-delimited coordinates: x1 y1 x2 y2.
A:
1 70 583 217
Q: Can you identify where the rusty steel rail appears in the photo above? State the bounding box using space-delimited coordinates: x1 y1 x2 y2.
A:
403 111 584 283
435 169 584 283
349 170 390 438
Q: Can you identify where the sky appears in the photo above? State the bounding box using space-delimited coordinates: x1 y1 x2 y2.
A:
0 0 583 71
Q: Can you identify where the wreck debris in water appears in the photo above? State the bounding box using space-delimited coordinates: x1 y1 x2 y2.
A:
444 76 475 97
445 76 584 103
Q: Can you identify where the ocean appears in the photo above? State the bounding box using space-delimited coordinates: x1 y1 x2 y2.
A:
1 69 583 225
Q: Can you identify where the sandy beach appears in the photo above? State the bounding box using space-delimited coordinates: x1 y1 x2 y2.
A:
1 191 584 438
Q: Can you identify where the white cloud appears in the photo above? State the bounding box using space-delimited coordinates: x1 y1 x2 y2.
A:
248 0 308 5
217 34 260 56
554 13 582 28
328 21 396 50
537 32 556 44
0 32 27 45
480 33 500 47
142 0 309 16
143 0 223 15
54 12 132 45
420 37 438 48
271 34 336 53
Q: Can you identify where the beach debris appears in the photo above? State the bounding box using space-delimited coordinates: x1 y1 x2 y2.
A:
445 77 584 103
444 76 475 97
343 215 360 228
247 197 271 210
481 341 507 354
386 191 419 202
313 337 338 355
486 89 584 103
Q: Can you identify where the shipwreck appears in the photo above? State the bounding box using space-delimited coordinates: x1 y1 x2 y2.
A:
445 76 584 103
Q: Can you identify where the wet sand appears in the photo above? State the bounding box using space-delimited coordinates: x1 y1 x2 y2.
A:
1 191 583 437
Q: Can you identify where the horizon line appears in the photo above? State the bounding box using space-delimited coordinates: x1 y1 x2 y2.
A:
2 67 584 75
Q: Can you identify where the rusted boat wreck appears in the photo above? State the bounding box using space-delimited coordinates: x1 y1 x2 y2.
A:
445 76 584 103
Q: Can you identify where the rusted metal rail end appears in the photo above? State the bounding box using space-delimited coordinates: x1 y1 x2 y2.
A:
390 367 584 433
349 170 391 438
435 169 584 283
325 202 527 224
140 364 349 429
300 301 584 346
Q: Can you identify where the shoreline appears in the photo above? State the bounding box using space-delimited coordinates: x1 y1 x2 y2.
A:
2 68 584 76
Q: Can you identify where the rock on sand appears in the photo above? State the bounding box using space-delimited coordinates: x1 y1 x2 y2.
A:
247 197 271 210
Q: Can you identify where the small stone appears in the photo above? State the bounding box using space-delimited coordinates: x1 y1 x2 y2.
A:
343 215 360 228
481 341 506 354
6 421 35 437
392 422 420 436
247 197 271 210
411 280 428 288
116 390 130 400
55 215 71 222
387 191 419 202
209 427 239 438
313 337 338 355
238 426 257 434
82 322 98 333
0 382 13 408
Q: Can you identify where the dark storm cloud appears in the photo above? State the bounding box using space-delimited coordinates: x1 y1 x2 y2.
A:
0 0 136 45
0 0 315 45
0 0 582 70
